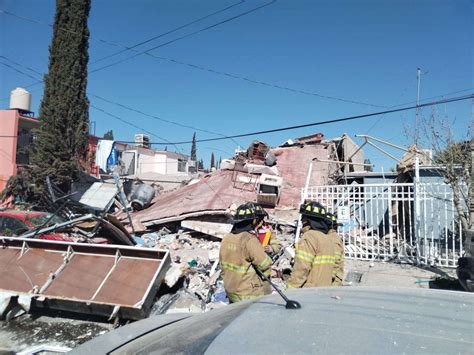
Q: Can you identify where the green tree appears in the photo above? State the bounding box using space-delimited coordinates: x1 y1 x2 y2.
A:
198 159 204 170
30 0 91 193
190 132 197 161
103 130 114 140
210 153 215 169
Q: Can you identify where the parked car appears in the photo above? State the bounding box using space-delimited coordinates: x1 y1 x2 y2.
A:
0 210 71 241
71 287 474 354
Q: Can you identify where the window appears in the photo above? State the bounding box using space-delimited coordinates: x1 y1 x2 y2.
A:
0 217 29 236
178 159 187 173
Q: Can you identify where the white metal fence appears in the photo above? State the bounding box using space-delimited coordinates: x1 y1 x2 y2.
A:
304 182 465 267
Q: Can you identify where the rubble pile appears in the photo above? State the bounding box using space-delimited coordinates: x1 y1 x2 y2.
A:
0 137 331 325
137 219 297 315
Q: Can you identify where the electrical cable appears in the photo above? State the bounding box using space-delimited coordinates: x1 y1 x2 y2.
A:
107 94 474 145
135 55 388 108
91 0 246 64
0 5 386 109
0 58 184 152
2 58 471 148
2 57 472 148
89 0 277 73
0 55 240 146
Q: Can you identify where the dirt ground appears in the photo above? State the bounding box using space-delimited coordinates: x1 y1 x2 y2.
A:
343 259 463 290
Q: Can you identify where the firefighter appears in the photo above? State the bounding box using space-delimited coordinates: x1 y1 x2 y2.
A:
255 213 282 256
219 202 273 303
328 212 344 286
287 201 335 288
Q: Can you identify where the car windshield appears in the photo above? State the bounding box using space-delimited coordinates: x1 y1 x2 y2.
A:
28 214 65 227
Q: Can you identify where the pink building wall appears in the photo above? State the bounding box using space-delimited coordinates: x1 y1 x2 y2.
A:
1 109 102 192
0 110 20 191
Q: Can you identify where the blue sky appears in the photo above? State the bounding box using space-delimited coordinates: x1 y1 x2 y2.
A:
0 0 472 169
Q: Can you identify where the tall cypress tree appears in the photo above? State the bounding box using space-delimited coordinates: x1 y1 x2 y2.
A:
210 153 215 169
31 0 91 192
190 132 197 161
103 130 114 140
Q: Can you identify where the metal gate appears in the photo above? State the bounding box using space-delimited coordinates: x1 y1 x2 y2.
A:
304 182 464 267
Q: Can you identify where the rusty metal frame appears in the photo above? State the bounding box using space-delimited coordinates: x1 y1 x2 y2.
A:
0 237 170 320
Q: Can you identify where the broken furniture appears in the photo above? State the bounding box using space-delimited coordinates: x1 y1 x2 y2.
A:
232 155 258 192
16 213 136 246
0 237 171 321
256 174 282 207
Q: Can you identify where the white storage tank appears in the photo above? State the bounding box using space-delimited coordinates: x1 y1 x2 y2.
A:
9 87 32 112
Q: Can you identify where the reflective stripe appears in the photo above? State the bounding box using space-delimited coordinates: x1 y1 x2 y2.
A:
295 249 315 263
258 256 272 270
313 255 336 265
227 292 261 302
220 261 253 274
286 283 297 289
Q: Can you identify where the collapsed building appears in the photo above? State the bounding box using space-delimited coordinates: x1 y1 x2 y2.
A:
0 128 365 321
125 133 364 231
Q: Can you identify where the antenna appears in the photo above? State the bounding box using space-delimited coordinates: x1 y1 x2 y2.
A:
415 68 421 145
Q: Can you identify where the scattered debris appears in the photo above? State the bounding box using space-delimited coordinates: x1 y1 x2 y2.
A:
344 271 364 285
181 220 233 239
130 183 155 211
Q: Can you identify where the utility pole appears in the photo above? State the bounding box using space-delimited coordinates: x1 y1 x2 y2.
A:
415 68 421 145
470 138 474 230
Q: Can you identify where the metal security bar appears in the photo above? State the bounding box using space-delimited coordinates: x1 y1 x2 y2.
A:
304 182 464 268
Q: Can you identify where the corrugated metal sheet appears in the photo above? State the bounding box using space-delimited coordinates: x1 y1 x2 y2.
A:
133 145 331 225
79 182 118 210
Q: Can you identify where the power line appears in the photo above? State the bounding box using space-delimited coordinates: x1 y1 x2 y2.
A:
138 55 388 108
0 9 129 49
0 60 40 82
0 55 240 146
91 1 245 65
90 106 185 157
2 58 471 149
90 0 277 73
0 58 185 152
90 94 241 146
365 87 474 134
110 94 473 145
2 85 472 148
1 5 387 109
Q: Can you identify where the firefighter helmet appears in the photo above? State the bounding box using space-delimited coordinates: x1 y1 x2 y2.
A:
234 202 267 222
299 201 329 220
326 212 339 227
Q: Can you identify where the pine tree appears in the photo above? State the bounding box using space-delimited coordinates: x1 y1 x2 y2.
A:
218 156 222 169
190 132 197 161
210 153 215 169
30 0 91 193
103 130 114 140
198 159 204 170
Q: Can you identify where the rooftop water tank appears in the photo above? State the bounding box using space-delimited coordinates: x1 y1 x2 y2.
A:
9 87 32 112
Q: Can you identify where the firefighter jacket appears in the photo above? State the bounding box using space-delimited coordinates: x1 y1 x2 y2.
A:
267 234 282 255
329 229 344 286
220 231 273 303
287 227 335 288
